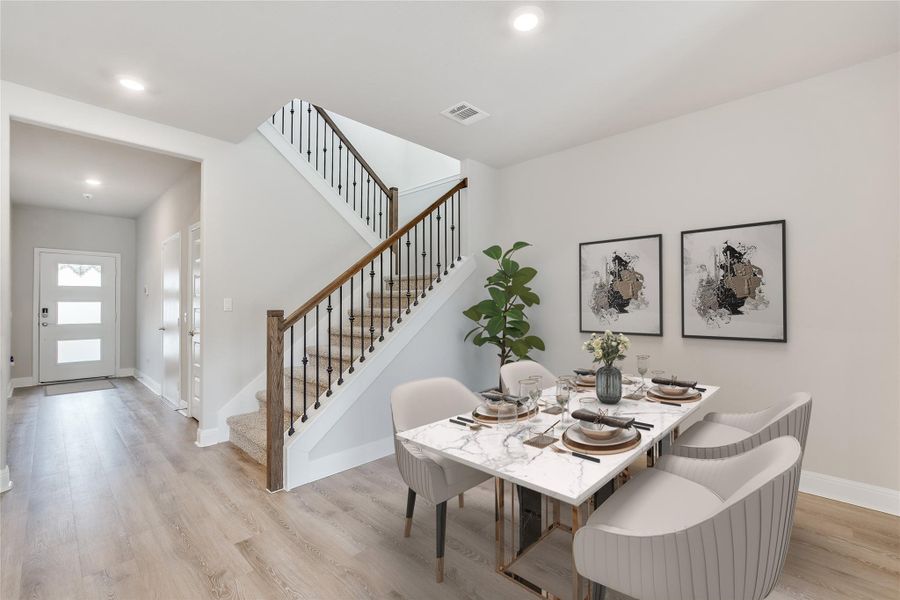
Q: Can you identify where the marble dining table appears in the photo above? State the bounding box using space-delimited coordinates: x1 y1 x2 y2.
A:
395 380 720 600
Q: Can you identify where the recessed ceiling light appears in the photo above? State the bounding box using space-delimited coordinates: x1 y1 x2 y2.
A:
118 77 145 92
511 6 543 32
84 178 102 186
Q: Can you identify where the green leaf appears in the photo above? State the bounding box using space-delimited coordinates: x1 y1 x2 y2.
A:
483 245 502 260
524 336 545 351
520 290 540 306
473 334 488 347
506 320 530 336
488 287 507 306
503 241 532 258
509 339 530 358
501 258 520 275
486 316 504 336
513 267 537 285
464 326 481 341
477 299 500 317
463 306 482 321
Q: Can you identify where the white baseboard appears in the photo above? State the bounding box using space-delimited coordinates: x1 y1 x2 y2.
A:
134 369 162 395
116 367 134 377
287 435 395 489
801 470 900 516
10 376 36 390
0 465 12 493
196 426 229 447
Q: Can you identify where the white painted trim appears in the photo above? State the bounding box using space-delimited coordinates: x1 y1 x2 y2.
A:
134 369 161 395
284 257 477 490
187 221 201 421
0 466 12 494
10 376 36 389
258 122 382 249
399 174 462 197
195 425 229 447
32 248 121 383
800 470 900 516
160 231 182 407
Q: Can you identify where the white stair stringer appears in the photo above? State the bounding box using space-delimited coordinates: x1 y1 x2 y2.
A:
283 257 476 490
258 121 381 249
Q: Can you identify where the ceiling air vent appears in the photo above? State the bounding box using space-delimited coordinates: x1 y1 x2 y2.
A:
441 101 490 125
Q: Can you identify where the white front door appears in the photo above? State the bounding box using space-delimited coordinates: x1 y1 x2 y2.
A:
38 251 117 382
188 224 201 421
161 233 181 406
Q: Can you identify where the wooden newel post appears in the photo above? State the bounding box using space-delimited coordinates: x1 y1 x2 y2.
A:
266 309 285 492
389 186 400 274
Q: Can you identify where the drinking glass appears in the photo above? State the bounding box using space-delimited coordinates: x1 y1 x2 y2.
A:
497 399 518 430
518 378 539 413
555 378 572 424
636 354 649 393
527 375 543 409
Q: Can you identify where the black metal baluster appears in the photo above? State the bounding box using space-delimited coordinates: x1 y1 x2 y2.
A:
330 130 334 186
365 176 371 228
298 101 303 155
413 225 419 306
315 111 320 171
271 112 275 125
450 192 456 269
436 205 442 283
314 305 320 409
322 126 328 180
352 159 358 212
443 200 449 275
337 140 343 197
429 213 434 290
326 295 333 397
306 103 312 162
289 325 295 435
420 221 427 298
387 267 395 333
348 278 355 374
281 105 285 135
338 286 344 385
396 237 403 324
368 261 376 352
405 232 412 314
378 190 383 238
290 100 295 146
456 191 462 262
301 315 308 422
379 253 385 341
359 269 366 362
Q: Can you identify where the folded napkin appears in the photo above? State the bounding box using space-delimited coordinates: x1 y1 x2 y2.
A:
573 368 595 376
650 377 697 389
481 391 526 406
571 409 634 429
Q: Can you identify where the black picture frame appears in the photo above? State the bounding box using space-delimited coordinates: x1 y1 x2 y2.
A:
579 233 663 337
681 220 786 342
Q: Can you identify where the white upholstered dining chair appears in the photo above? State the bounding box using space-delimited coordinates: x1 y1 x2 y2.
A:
391 377 491 583
673 392 812 459
574 436 803 600
499 359 556 395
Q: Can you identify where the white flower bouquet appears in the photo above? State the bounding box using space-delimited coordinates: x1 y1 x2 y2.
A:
583 330 630 367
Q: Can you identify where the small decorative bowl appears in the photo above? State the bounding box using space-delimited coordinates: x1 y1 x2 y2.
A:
482 399 503 412
659 384 690 396
579 420 619 440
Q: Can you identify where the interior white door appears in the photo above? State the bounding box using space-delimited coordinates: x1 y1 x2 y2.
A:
188 224 201 421
38 251 117 382
161 234 181 406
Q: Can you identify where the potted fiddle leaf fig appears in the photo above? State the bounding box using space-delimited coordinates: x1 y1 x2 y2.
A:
463 242 545 375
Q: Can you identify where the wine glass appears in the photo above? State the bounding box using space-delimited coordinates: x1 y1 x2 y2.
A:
518 378 539 413
555 378 572 424
636 354 649 393
527 375 543 410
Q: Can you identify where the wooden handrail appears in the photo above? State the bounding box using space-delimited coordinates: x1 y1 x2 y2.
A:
314 106 392 196
281 177 467 331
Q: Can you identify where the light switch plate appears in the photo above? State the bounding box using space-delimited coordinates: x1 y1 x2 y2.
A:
223 297 233 312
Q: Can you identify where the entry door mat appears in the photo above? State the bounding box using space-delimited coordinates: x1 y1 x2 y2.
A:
44 379 115 396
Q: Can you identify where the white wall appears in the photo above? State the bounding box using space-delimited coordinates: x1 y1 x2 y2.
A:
495 55 899 492
135 165 200 397
1 82 370 444
329 110 460 191
10 205 137 380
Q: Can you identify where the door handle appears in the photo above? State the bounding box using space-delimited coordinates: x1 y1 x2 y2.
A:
188 329 195 337
158 327 166 331
41 322 48 327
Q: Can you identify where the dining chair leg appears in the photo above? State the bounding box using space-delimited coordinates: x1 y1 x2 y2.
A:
458 492 464 508
435 501 448 583
591 581 608 600
404 488 416 538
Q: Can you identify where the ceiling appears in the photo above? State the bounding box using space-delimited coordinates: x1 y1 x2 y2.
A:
10 121 197 217
2 2 897 167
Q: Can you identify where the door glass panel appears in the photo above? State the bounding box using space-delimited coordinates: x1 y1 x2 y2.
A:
58 263 102 287
57 339 101 363
57 301 102 324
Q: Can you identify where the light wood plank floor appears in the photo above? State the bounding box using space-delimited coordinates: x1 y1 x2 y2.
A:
2 378 898 599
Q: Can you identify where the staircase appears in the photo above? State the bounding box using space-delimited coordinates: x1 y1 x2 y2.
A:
224 99 469 491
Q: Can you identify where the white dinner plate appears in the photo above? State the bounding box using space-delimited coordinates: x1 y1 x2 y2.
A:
565 423 639 447
649 385 694 400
